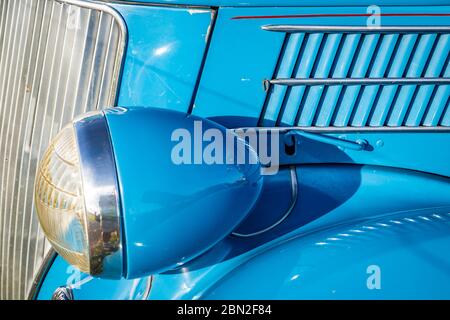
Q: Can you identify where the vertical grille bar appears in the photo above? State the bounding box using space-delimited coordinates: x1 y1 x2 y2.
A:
0 0 126 299
7 0 35 299
15 0 48 300
0 1 21 299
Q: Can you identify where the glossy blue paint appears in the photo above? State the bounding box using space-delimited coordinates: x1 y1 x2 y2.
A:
334 33 380 126
280 32 324 126
192 6 450 125
233 169 293 236
149 165 450 299
204 208 450 299
285 130 367 151
278 131 450 177
356 34 398 125
263 33 304 124
116 0 450 6
110 3 213 112
37 256 151 300
406 35 450 126
315 34 361 126
298 33 343 126
104 107 263 278
423 61 450 126
36 2 450 299
387 34 436 126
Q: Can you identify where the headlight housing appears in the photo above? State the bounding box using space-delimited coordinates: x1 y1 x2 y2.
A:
35 107 263 279
35 112 123 278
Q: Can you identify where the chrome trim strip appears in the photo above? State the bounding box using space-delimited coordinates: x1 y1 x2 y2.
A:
187 8 217 114
56 0 127 49
286 130 368 151
262 25 450 33
54 0 128 106
27 248 57 300
232 166 298 238
237 126 450 133
142 276 153 300
101 0 210 9
265 77 450 88
73 111 122 278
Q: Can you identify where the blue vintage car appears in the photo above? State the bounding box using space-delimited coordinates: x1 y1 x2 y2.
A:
0 0 449 300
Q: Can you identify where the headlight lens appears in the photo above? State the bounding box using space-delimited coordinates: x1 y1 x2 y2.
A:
35 112 122 278
35 125 90 271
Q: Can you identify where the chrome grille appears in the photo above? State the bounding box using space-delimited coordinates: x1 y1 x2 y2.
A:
261 26 450 127
0 0 126 299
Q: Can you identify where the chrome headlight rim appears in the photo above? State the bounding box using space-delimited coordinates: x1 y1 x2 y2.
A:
35 110 123 278
72 111 123 278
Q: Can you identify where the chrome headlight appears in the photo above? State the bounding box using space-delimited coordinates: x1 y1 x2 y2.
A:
35 107 263 279
35 112 122 278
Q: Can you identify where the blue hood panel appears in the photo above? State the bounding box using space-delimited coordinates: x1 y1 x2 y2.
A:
111 3 214 112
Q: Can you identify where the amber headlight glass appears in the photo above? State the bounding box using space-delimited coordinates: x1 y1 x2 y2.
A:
35 125 90 270
34 112 123 278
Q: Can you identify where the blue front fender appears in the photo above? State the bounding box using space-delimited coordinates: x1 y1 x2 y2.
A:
200 208 450 299
146 207 450 299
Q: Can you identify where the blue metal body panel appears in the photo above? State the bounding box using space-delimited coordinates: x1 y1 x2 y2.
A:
105 107 262 278
201 208 450 299
38 163 450 299
149 166 450 299
37 256 151 300
37 2 450 299
111 3 213 112
192 6 450 126
278 131 450 177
